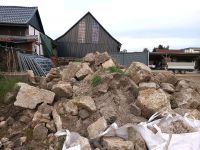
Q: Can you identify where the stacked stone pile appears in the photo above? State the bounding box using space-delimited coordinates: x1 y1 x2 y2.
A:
1 52 200 149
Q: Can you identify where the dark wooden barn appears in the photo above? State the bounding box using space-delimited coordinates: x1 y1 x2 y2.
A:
55 12 121 58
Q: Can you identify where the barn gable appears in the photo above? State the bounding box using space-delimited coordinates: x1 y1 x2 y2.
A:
56 12 121 58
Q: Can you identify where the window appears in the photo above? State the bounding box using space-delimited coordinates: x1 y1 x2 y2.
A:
92 20 99 43
78 20 86 43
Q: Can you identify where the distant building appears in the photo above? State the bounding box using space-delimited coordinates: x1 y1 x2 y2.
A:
0 6 53 56
182 47 200 53
55 12 121 58
149 48 200 69
153 48 183 53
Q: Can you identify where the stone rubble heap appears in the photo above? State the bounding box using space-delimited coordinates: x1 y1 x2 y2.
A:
1 52 200 149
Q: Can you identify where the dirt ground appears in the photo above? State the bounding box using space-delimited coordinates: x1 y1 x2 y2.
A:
175 72 200 83
152 70 200 83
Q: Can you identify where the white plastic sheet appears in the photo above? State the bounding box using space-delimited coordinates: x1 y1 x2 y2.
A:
101 112 200 150
55 112 200 150
55 129 81 150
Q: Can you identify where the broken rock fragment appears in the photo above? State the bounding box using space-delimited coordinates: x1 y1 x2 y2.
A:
83 53 95 63
173 88 200 109
139 82 157 90
161 83 175 93
73 96 96 112
51 82 73 98
76 63 93 80
125 62 152 84
63 100 78 115
95 52 110 66
61 62 82 81
136 88 171 118
102 59 116 69
102 136 134 150
87 117 107 139
33 124 48 140
14 83 55 109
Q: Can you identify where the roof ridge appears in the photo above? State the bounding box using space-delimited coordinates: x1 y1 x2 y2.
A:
0 5 37 9
26 7 38 24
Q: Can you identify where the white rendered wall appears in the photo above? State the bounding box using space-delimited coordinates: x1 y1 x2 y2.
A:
28 25 43 55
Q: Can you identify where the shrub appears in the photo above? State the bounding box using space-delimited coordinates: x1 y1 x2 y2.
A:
91 75 101 87
0 76 19 102
106 66 124 74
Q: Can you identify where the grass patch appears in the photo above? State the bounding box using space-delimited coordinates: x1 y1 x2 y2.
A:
106 66 124 74
0 76 20 102
91 75 102 87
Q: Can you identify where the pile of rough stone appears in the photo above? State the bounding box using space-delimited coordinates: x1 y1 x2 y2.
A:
1 51 200 149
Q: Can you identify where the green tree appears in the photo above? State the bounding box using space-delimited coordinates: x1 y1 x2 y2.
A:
143 48 149 52
153 45 169 51
121 49 128 53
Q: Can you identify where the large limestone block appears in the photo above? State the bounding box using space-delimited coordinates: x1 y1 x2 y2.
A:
136 88 171 118
125 62 152 84
14 83 55 109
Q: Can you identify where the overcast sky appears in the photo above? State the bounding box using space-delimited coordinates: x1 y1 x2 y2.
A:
1 0 200 51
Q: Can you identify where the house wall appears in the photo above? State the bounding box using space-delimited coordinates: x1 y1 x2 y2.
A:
56 14 120 58
28 25 43 55
0 25 27 36
184 48 200 53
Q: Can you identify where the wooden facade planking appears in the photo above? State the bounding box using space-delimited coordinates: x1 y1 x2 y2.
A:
56 12 121 58
0 26 27 36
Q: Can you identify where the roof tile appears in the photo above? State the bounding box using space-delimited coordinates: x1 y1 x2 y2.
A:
0 6 37 24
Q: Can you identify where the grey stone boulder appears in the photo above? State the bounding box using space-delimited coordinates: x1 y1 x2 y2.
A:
52 82 73 98
129 103 142 116
33 124 48 140
173 88 200 109
32 111 51 124
61 62 82 81
95 52 110 66
125 62 152 84
99 106 117 123
52 108 62 131
0 121 7 129
87 117 107 139
79 109 90 119
161 83 175 93
152 71 178 85
45 68 61 84
139 82 157 90
73 96 96 112
174 108 200 120
63 100 78 115
75 63 93 80
102 136 134 150
14 83 55 109
83 53 95 63
102 59 116 69
136 88 171 118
